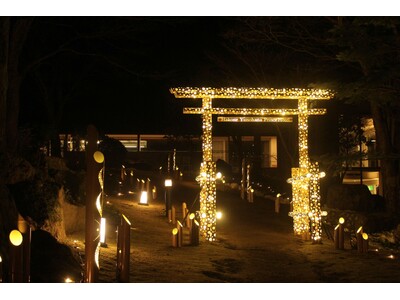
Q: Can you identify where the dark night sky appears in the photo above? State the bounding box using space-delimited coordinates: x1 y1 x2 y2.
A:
18 17 236 135
11 4 385 137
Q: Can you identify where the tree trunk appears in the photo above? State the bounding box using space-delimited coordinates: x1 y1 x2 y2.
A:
0 17 10 151
5 17 33 153
370 102 400 215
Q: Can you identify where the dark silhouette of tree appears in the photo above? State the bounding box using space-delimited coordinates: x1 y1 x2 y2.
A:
211 16 400 216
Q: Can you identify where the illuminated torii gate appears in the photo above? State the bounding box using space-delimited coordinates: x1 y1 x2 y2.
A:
170 87 334 242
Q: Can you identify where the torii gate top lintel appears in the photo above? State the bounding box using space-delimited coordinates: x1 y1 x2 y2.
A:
169 87 334 100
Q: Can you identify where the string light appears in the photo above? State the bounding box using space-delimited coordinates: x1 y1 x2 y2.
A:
170 87 333 99
217 116 293 122
170 87 333 241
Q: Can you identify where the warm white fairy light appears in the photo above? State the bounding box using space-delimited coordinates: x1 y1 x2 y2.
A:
170 87 333 99
185 107 326 116
308 162 323 242
170 86 333 241
290 168 310 235
217 116 293 122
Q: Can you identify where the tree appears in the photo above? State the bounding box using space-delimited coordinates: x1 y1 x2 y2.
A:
212 17 400 216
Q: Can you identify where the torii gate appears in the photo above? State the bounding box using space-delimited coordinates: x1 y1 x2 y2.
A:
170 87 334 242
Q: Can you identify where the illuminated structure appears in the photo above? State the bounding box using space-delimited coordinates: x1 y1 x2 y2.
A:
170 87 333 242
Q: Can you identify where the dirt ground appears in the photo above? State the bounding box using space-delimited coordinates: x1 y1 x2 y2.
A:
57 180 400 298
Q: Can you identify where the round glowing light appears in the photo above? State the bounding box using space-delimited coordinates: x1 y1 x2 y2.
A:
172 228 178 235
189 213 195 220
0 255 2 262
93 151 104 163
216 172 222 179
65 277 74 283
9 230 23 246
362 233 368 240
216 212 222 219
201 213 207 218
339 217 345 224
319 172 326 178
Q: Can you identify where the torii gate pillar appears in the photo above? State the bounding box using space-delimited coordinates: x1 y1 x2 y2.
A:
199 97 217 241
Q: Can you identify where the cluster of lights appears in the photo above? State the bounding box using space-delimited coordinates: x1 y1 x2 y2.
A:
290 168 311 235
198 161 217 241
171 87 333 241
217 116 293 122
308 162 323 242
288 164 326 240
170 87 334 100
184 107 326 116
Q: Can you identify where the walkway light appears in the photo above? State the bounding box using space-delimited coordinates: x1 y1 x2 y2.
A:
139 191 148 205
100 217 107 247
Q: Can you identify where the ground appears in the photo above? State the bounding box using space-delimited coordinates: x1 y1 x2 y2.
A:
54 179 399 297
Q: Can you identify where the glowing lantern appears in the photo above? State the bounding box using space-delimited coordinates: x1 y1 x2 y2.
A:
9 230 23 246
139 191 148 205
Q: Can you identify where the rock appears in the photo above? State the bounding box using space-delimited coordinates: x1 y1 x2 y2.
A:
30 229 82 283
326 184 374 212
3 156 35 184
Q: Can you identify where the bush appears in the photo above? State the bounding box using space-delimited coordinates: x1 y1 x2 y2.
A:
10 177 61 227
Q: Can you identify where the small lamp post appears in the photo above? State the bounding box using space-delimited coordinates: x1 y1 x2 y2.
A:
164 179 173 217
9 229 23 283
139 191 149 206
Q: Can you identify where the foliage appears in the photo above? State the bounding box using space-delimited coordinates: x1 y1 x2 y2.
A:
9 175 61 228
98 136 127 168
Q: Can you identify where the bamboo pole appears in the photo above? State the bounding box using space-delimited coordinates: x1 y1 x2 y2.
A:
362 233 369 253
190 216 200 246
182 202 187 219
172 228 179 247
8 230 23 283
334 224 340 249
171 206 176 224
18 217 31 283
275 195 280 213
356 226 364 253
177 221 183 247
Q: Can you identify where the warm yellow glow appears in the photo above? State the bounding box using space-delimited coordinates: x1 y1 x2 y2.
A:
65 277 74 283
185 107 326 116
164 179 172 187
172 228 178 235
170 87 333 99
321 211 328 216
216 212 222 219
339 217 345 224
217 116 294 122
170 87 333 241
93 151 104 163
95 243 100 268
96 192 102 215
216 172 222 179
357 226 363 234
9 230 23 246
189 213 195 220
100 218 106 244
122 214 131 226
139 191 148 205
362 233 368 240
0 255 2 263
